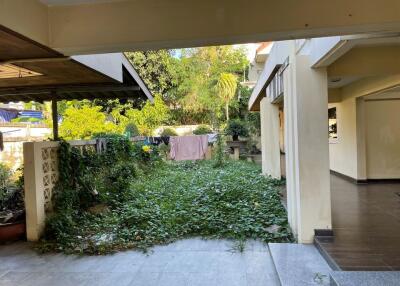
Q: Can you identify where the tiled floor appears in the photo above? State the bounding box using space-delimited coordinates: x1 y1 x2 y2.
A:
316 175 400 271
0 238 280 286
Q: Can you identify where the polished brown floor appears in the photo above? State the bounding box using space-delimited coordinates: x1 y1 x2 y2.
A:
316 175 400 271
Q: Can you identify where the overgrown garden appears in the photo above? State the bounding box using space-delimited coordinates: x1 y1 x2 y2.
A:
38 136 292 254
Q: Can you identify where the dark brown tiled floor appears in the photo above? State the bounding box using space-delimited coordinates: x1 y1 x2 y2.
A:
316 175 400 271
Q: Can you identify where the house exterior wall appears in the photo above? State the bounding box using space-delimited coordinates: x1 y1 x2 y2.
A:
328 98 358 179
328 89 400 180
251 34 400 244
365 98 400 179
281 41 332 243
260 97 281 179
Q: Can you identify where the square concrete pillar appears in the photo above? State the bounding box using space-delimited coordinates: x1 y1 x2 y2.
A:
260 97 281 179
283 52 332 243
24 142 46 241
24 141 59 241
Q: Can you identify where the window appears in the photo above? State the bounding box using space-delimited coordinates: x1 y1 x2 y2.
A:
328 107 338 142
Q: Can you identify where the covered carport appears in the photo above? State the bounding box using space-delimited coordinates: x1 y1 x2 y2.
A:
0 25 152 139
0 24 153 241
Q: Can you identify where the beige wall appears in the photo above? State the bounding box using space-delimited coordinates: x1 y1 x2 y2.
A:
329 87 400 180
365 98 400 179
0 0 49 45
328 98 358 179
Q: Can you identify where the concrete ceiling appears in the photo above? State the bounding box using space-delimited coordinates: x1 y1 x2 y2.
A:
365 90 400 100
328 76 361 89
4 0 400 55
40 0 124 6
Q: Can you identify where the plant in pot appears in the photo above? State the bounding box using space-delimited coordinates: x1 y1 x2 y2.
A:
225 119 249 141
0 164 25 242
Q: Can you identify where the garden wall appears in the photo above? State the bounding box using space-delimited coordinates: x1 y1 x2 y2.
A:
23 139 97 241
0 123 51 171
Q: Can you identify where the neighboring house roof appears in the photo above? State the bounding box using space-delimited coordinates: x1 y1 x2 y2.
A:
0 26 153 104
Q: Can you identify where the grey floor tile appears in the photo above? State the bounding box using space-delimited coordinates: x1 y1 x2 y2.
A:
246 273 281 286
0 239 281 286
186 272 219 286
217 272 247 286
128 272 161 286
158 272 188 286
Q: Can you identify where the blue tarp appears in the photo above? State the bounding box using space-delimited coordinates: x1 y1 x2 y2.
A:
0 109 19 122
19 110 43 119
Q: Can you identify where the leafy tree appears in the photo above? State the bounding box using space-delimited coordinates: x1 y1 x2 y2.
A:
126 46 249 125
216 73 238 121
125 50 179 104
59 106 117 140
176 47 247 120
125 95 170 136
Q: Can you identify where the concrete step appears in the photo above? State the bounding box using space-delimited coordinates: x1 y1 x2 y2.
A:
268 243 332 286
330 271 400 286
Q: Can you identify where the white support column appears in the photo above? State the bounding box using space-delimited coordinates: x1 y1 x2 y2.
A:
260 97 281 179
284 51 332 243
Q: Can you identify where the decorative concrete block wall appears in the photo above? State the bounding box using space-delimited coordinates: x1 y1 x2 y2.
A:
23 140 97 241
24 141 59 241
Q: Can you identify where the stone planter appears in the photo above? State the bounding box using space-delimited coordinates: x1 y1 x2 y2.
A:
0 221 26 242
226 140 247 160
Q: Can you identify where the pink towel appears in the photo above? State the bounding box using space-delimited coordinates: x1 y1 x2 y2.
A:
169 135 208 161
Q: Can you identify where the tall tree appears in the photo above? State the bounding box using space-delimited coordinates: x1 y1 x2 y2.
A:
125 50 179 105
216 73 238 121
126 46 249 125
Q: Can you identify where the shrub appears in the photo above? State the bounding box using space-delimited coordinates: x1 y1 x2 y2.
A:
224 119 249 141
124 123 139 137
193 125 213 135
131 142 161 165
158 143 170 160
0 164 24 214
11 117 41 123
0 163 12 189
160 127 177 136
60 106 117 140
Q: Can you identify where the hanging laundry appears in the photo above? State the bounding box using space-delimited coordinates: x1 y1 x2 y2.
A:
169 135 208 161
147 136 170 146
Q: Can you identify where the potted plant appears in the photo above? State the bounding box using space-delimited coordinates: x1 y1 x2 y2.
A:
0 165 25 242
225 119 249 141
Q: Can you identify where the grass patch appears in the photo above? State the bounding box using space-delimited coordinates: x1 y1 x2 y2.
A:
39 159 292 254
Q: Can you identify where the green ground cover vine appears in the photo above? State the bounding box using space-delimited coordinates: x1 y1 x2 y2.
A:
39 137 292 254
